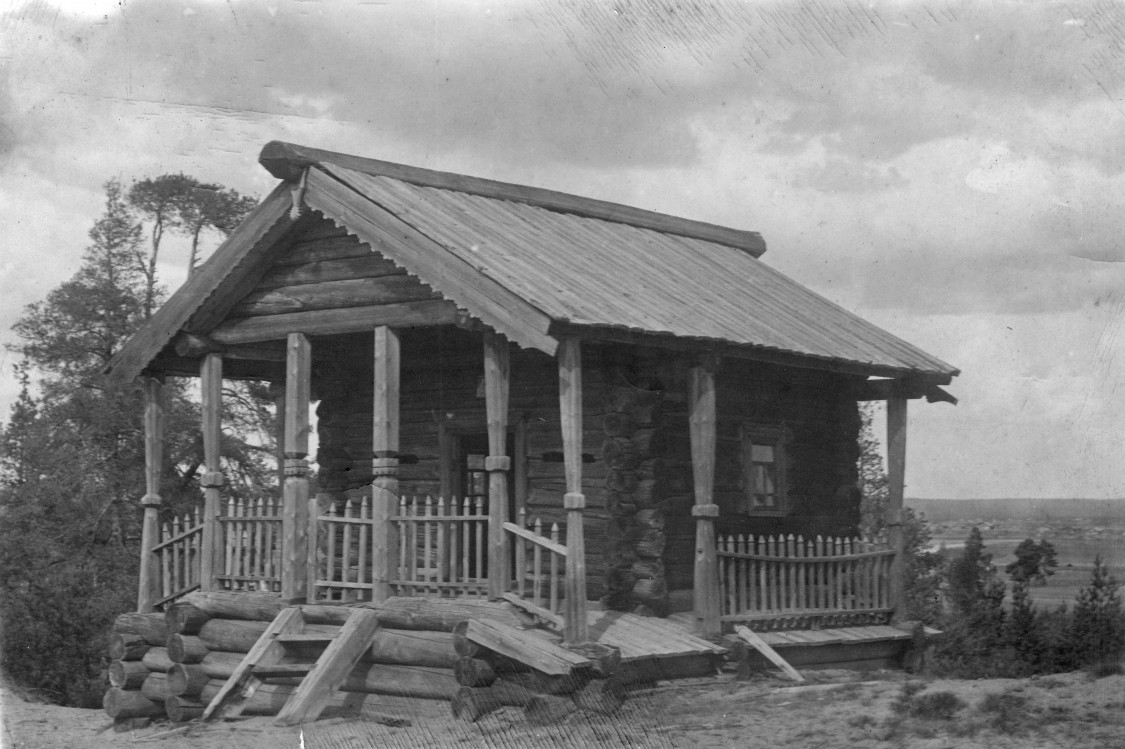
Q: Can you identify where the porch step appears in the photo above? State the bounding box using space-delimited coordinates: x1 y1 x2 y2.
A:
201 607 381 727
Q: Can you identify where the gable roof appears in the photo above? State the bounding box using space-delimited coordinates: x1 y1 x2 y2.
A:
105 141 958 386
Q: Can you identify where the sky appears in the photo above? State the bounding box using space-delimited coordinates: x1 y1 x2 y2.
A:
1 0 1123 500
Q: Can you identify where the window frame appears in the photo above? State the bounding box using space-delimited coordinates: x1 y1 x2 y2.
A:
738 423 790 517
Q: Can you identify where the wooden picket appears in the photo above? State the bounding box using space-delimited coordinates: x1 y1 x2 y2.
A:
153 508 203 606
390 495 490 599
503 507 567 624
718 533 894 627
216 496 282 593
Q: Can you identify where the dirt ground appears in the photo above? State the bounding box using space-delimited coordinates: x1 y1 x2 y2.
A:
3 669 1124 749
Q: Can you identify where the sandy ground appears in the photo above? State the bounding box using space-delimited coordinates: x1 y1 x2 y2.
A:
3 670 1124 749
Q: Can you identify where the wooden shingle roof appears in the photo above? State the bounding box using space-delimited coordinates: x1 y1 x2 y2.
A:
104 141 958 386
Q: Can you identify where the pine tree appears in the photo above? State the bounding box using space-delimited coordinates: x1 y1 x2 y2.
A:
1072 556 1124 670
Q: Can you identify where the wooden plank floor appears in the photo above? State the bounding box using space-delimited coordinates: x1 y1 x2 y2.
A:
532 607 727 662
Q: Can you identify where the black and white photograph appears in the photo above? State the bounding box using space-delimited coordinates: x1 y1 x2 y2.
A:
0 1 1123 747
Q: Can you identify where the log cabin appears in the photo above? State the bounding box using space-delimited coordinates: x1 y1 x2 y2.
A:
102 141 957 725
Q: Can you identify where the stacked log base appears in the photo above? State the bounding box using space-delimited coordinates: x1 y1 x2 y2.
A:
103 593 475 726
602 378 669 615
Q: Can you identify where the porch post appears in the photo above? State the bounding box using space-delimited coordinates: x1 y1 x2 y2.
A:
558 337 588 644
137 376 165 612
281 333 311 601
483 331 510 600
371 326 400 603
886 396 908 623
269 383 286 492
199 354 224 592
689 357 721 638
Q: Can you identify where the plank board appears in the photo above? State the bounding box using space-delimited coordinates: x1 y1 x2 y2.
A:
462 620 590 676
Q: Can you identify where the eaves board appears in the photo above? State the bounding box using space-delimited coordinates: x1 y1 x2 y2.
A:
104 182 298 386
303 166 558 356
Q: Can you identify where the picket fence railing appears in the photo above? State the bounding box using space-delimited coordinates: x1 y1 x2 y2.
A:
717 533 894 626
503 507 567 627
153 509 203 606
215 496 282 593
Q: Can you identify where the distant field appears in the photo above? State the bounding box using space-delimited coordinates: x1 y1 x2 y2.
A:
909 497 1125 522
929 528 1125 609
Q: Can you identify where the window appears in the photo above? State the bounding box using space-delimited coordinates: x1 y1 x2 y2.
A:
739 425 788 515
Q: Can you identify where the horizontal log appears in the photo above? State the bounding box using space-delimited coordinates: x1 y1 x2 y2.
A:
140 672 172 702
165 602 211 635
451 682 536 722
165 695 205 723
103 688 165 720
454 657 497 687
108 660 149 689
231 276 438 317
210 300 460 344
167 634 210 664
141 647 174 673
259 254 402 287
167 663 211 696
113 612 167 647
275 233 368 266
196 619 456 667
198 659 457 703
180 590 526 631
108 634 148 661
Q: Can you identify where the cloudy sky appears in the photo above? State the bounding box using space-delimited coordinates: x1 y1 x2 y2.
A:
1 0 1123 500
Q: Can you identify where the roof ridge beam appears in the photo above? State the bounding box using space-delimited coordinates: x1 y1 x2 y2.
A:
260 141 766 257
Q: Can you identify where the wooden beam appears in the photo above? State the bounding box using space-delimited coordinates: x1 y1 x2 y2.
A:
260 141 767 257
483 331 511 600
304 166 558 355
229 276 440 318
137 377 165 613
557 338 588 644
886 397 908 624
199 355 223 592
689 358 721 638
210 299 460 345
282 334 311 601
734 626 804 682
370 326 401 603
173 333 288 362
548 322 958 385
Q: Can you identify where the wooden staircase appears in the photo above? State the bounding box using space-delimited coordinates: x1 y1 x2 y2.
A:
201 607 381 727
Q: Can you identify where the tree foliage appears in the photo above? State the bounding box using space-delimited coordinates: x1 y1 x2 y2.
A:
0 176 262 706
856 401 944 624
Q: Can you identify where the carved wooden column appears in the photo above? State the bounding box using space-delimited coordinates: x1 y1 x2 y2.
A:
689 357 721 638
137 376 165 612
886 396 908 623
370 326 400 603
483 331 511 600
558 337 588 644
281 333 311 601
199 354 224 592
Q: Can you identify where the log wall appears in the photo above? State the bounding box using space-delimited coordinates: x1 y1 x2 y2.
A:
259 216 863 607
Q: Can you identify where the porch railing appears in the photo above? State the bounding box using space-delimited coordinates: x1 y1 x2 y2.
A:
717 533 894 629
152 509 203 606
391 495 490 599
503 507 567 628
215 496 282 593
308 494 493 603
